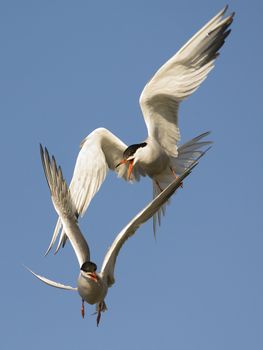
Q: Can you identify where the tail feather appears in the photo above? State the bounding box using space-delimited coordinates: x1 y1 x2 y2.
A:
152 132 211 236
54 228 67 254
152 180 170 237
178 134 211 148
172 132 212 175
44 217 62 256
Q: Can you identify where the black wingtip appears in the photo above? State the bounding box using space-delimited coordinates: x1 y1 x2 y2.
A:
39 143 44 161
39 144 52 191
223 4 228 13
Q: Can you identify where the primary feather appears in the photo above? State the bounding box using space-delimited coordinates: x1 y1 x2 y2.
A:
45 6 233 254
40 145 90 266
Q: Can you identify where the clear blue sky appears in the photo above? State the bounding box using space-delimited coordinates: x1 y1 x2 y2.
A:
1 1 262 349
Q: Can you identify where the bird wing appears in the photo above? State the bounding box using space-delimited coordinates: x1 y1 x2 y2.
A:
40 145 90 267
101 162 198 287
139 6 234 156
70 128 129 215
45 127 136 256
25 266 77 291
152 131 212 236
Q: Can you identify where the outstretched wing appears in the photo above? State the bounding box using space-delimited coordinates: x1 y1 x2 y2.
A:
40 145 90 267
140 6 234 156
26 266 77 291
101 161 199 287
45 127 136 255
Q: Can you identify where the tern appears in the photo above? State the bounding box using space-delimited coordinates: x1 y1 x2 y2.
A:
46 6 233 254
27 145 204 325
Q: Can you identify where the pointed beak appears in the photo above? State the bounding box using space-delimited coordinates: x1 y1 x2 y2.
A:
127 159 134 180
116 159 134 180
87 272 98 282
115 159 128 168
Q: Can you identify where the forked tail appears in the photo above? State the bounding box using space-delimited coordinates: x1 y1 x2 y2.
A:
152 131 211 236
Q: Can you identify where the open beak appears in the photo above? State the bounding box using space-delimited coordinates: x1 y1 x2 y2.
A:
116 159 134 180
115 159 127 168
127 159 134 180
87 272 98 282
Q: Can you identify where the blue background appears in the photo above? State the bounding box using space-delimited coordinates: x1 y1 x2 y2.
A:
1 1 262 349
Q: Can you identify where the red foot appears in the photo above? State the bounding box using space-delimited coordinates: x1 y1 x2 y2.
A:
170 167 183 188
96 310 101 327
81 299 85 319
155 180 163 192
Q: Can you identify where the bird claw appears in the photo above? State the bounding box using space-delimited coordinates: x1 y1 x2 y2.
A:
155 181 163 192
94 301 107 326
82 302 102 325
81 299 85 319
91 305 102 326
170 167 183 188
96 310 101 327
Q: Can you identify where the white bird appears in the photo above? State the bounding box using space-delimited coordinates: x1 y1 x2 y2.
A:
27 145 202 325
46 6 234 254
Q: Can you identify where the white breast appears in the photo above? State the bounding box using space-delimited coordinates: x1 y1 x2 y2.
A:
135 138 172 177
77 273 108 305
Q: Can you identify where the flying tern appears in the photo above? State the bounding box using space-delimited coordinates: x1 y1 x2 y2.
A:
46 6 233 254
27 145 204 325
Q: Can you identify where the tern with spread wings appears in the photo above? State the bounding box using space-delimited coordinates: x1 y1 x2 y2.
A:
27 145 204 325
46 6 233 254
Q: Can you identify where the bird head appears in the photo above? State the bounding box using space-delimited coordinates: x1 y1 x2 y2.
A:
80 261 98 282
116 142 147 180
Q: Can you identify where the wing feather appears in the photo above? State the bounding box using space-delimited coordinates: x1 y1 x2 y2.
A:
139 7 234 156
101 162 199 287
40 145 90 267
26 266 77 291
45 128 133 255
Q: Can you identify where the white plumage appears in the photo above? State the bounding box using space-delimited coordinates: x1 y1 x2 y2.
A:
45 6 233 254
28 146 201 325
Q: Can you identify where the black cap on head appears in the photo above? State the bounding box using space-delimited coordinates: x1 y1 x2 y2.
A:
80 261 97 273
123 142 147 159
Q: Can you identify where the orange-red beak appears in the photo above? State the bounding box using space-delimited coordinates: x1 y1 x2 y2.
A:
115 159 128 168
127 159 134 180
116 159 134 180
87 272 98 282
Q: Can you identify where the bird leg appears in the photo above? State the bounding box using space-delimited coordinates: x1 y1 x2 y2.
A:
170 167 183 188
95 301 107 327
81 299 85 319
96 302 102 327
155 180 163 192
